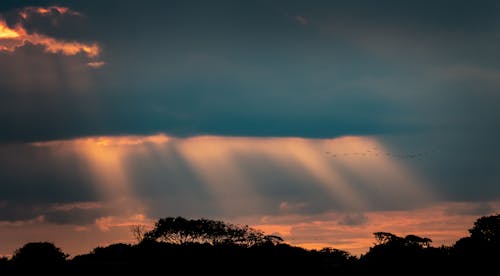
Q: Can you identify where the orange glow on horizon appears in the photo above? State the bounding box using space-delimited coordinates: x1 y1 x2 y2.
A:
251 201 500 255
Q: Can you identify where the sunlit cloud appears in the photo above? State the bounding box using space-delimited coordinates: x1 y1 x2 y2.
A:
19 6 82 19
87 61 105 68
0 20 99 57
0 6 100 59
0 23 19 39
95 213 152 232
31 134 171 226
30 133 431 217
31 134 170 148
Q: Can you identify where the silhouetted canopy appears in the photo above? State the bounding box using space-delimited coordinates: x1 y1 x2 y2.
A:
144 216 283 247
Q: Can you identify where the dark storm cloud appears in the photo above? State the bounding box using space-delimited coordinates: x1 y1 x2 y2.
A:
0 43 105 142
0 0 499 142
43 207 107 225
379 131 500 203
1 5 90 42
0 142 98 203
0 201 108 225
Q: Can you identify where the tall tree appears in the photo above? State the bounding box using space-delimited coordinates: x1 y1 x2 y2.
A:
469 214 500 245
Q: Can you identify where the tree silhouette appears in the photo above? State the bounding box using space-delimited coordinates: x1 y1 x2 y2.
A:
469 213 500 245
404 234 432 248
11 242 68 274
144 216 283 247
452 213 500 273
0 256 10 273
373 231 402 245
12 242 68 264
130 224 148 243
361 232 437 274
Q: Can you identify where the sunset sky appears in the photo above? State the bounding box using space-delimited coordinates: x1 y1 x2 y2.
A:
1 0 500 257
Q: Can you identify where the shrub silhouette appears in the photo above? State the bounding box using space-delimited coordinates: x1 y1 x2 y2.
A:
11 242 68 274
12 242 67 264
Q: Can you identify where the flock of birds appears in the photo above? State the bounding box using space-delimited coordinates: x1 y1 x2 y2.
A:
324 147 440 160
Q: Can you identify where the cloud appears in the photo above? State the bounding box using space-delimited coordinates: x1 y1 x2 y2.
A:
31 134 170 148
18 6 82 20
338 213 368 226
0 6 100 60
280 201 308 212
44 207 105 225
87 61 105 68
50 202 104 212
0 19 99 57
1 2 499 143
0 134 433 224
444 202 494 216
3 132 500 224
95 214 152 232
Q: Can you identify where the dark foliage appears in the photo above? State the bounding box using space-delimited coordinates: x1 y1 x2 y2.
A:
9 242 68 274
452 213 500 273
144 216 283 247
361 232 449 274
1 214 499 275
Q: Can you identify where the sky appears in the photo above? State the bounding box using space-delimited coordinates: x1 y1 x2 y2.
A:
1 0 500 257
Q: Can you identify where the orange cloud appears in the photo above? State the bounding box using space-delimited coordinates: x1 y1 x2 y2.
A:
0 7 100 59
0 23 20 39
95 214 152 232
31 133 170 148
19 6 81 19
87 61 105 68
0 20 99 57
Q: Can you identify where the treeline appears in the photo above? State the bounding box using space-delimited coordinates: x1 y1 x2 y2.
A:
1 214 499 275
